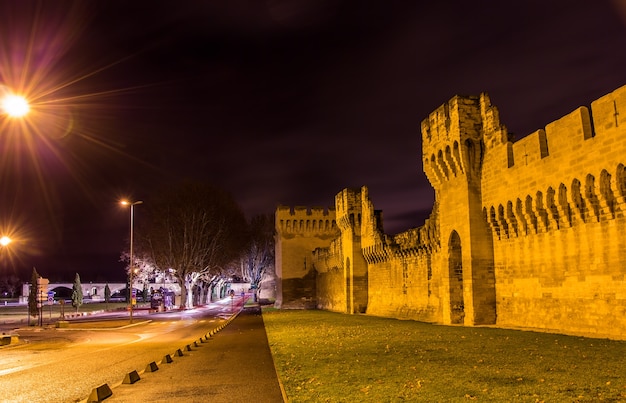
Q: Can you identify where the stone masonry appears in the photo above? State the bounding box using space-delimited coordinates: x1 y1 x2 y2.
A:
275 84 626 339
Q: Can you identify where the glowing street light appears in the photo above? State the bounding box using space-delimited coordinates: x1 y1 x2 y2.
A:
2 94 30 118
0 236 11 246
121 200 143 324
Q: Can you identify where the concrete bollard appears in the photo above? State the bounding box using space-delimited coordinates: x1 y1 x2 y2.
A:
0 335 18 346
175 348 184 356
123 370 141 384
87 384 112 402
163 354 173 363
145 361 159 372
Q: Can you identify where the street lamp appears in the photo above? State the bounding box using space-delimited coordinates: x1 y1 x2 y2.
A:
121 200 143 323
2 95 30 118
0 236 11 246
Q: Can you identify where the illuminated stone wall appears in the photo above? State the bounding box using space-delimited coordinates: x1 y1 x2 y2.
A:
313 237 345 312
335 189 369 313
274 205 338 308
275 84 626 339
480 86 626 337
304 188 372 314
364 224 443 323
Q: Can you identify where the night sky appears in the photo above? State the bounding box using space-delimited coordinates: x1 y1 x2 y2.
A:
0 0 625 282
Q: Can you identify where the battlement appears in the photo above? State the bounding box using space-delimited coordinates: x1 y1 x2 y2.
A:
421 93 509 188
335 188 362 214
480 84 626 219
335 187 364 231
421 93 509 151
393 214 440 253
275 205 338 235
422 84 626 190
503 84 625 169
277 83 626 337
359 188 386 249
505 106 591 169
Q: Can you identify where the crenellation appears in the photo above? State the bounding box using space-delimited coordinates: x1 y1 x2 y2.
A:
275 83 626 339
510 129 546 168
591 85 626 136
360 188 387 250
480 93 509 149
275 204 337 236
487 89 626 188
276 204 335 217
456 95 483 141
335 188 363 231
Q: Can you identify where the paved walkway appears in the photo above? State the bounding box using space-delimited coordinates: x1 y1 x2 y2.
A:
101 305 286 403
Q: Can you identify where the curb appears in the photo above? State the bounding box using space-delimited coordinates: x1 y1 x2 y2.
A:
261 309 289 403
0 334 19 347
80 306 244 403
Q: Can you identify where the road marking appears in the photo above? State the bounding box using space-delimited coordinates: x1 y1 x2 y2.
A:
0 364 31 376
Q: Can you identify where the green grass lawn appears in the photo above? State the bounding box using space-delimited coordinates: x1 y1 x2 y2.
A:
262 309 626 402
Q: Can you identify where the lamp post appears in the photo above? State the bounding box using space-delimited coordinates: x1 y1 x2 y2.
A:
0 236 11 247
2 94 30 118
121 200 143 323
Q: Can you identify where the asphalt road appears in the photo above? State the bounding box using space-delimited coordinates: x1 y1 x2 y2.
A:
0 299 255 402
105 305 286 403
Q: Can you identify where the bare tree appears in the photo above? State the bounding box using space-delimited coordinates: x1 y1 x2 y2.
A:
0 274 21 298
137 181 248 309
238 214 275 302
119 250 159 284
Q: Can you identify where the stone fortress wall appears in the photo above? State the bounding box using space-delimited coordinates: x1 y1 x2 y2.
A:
275 84 626 339
274 205 339 308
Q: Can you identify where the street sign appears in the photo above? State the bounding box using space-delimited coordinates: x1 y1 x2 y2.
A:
36 277 49 286
36 277 49 326
36 277 49 302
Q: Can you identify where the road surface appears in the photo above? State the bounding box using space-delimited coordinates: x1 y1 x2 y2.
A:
0 299 242 402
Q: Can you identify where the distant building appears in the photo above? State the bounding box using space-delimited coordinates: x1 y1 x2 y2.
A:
275 84 626 340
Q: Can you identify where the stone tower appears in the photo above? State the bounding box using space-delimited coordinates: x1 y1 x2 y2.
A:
274 205 338 308
421 93 503 325
334 188 369 313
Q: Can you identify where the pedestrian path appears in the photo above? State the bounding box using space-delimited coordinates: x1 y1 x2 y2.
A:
101 304 286 403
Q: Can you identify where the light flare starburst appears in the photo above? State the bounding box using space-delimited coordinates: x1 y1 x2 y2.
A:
1 94 30 117
0 3 151 269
